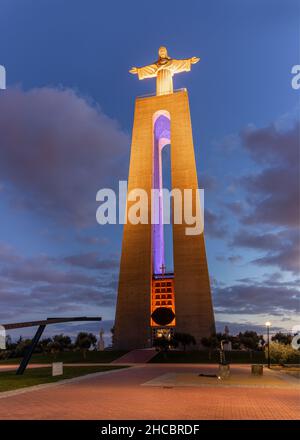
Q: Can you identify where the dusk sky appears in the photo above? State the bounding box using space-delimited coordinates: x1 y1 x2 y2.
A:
0 0 299 343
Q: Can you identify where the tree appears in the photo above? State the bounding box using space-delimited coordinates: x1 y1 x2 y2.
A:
201 334 220 360
229 335 241 350
201 334 219 350
14 337 33 357
52 334 72 351
5 335 14 350
173 333 196 351
271 332 292 345
75 332 97 359
238 331 264 350
110 326 115 346
48 340 62 359
267 341 300 365
47 334 72 358
38 338 52 356
153 336 171 358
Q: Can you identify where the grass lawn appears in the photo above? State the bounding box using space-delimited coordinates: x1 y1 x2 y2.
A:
150 350 268 364
0 350 128 365
0 365 128 392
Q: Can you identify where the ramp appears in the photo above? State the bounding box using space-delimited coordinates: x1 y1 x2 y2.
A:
112 349 157 364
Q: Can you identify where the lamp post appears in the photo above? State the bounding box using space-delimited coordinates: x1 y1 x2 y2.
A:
265 321 271 368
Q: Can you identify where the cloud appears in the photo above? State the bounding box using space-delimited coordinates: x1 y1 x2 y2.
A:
198 173 217 191
228 255 243 263
223 120 300 275
3 261 96 286
240 121 299 228
204 209 227 238
76 235 110 246
216 255 243 263
214 283 299 316
224 201 245 215
0 244 119 326
0 86 129 227
241 122 299 166
242 166 299 227
232 229 300 274
64 252 119 270
215 321 282 335
212 133 240 154
252 230 300 274
232 230 283 251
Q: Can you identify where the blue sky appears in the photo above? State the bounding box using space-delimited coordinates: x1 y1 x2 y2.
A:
0 0 299 343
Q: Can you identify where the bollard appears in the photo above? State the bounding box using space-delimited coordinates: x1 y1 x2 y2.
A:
251 364 263 376
218 363 230 379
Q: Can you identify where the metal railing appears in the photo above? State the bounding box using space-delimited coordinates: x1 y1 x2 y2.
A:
137 88 187 99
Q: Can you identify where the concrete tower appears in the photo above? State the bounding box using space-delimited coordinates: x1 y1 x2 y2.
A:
114 47 215 349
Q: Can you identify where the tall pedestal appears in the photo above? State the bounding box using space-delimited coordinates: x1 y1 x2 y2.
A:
114 90 215 350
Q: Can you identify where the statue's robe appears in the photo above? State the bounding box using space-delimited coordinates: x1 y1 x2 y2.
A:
136 58 193 95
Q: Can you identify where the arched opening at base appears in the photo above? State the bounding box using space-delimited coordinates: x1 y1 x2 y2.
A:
151 110 175 337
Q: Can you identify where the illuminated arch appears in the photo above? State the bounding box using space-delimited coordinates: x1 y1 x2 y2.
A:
152 110 171 275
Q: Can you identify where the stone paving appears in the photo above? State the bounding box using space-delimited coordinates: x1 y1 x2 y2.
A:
0 364 299 420
142 368 298 389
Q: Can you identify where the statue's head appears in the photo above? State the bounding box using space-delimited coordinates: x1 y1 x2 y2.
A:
158 46 168 59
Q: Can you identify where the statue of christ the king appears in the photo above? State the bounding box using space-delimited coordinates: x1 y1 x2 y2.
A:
129 46 200 96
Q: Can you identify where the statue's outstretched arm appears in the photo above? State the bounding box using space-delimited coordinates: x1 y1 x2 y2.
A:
190 56 200 64
129 63 158 80
171 57 200 74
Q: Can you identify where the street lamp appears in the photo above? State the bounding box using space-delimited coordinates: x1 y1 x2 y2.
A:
265 321 271 368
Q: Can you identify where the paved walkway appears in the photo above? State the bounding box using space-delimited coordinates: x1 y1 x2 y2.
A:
112 349 157 364
0 364 299 420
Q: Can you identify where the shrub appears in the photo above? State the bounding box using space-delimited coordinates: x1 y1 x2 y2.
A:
266 341 300 364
